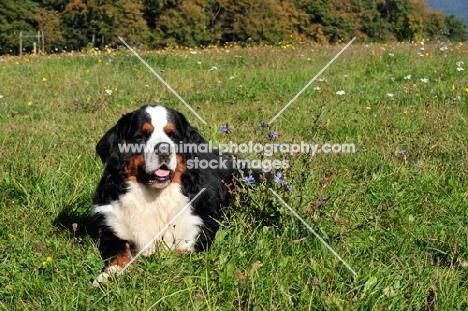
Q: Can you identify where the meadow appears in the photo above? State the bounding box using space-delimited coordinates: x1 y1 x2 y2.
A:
0 40 467 310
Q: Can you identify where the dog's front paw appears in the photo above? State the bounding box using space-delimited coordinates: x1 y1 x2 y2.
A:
92 265 122 287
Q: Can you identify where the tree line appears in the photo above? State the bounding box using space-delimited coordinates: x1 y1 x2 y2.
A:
1 0 466 55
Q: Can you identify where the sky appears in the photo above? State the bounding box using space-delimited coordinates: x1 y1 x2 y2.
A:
426 0 468 26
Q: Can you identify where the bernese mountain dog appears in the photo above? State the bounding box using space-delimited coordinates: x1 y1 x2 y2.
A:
92 105 257 285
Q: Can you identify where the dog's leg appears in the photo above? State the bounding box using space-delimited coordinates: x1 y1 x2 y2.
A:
93 228 132 286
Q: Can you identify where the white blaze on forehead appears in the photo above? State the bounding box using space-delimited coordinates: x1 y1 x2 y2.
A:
145 106 171 145
144 106 177 173
145 105 169 129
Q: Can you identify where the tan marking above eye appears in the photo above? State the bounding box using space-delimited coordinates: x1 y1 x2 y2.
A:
163 123 176 134
142 122 154 134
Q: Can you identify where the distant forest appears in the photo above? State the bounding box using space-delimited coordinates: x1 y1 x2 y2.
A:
1 0 467 55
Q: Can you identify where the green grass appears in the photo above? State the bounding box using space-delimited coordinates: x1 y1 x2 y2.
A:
0 41 467 310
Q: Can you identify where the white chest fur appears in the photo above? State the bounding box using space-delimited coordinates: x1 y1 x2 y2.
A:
93 183 203 255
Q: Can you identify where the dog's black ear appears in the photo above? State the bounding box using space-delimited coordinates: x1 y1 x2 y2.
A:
174 110 206 144
186 125 207 144
96 113 133 164
175 111 206 144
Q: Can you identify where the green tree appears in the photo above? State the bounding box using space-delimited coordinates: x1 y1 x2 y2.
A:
35 8 65 52
294 0 331 40
424 11 446 40
219 0 304 43
60 0 89 50
115 0 148 46
445 15 468 42
87 0 119 47
377 0 422 41
86 0 148 47
142 0 166 29
356 0 393 41
157 0 212 46
60 0 148 50
35 0 70 11
0 0 39 54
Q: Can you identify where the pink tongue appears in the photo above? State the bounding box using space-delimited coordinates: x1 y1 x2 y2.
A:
155 169 170 177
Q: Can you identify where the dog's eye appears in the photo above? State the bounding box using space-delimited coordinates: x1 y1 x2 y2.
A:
166 131 178 140
134 132 148 141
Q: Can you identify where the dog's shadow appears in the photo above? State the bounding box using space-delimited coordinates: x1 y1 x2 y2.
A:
53 202 99 240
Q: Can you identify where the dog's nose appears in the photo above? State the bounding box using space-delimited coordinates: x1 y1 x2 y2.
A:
155 142 172 159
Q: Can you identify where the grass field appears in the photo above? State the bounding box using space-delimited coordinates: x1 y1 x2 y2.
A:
0 40 467 310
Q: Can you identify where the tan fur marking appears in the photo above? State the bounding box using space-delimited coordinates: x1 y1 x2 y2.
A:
163 123 176 134
109 243 132 268
142 122 154 135
171 155 185 185
125 155 145 182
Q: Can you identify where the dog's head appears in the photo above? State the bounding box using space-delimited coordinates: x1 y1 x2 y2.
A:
96 105 205 189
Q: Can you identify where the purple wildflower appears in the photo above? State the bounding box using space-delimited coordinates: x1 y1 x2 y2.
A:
269 130 278 139
220 125 229 133
275 172 283 184
243 175 255 183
